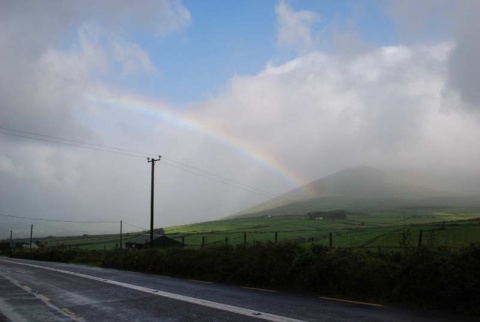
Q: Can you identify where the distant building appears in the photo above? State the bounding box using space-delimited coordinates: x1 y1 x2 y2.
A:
21 242 39 249
125 234 182 249
308 210 347 220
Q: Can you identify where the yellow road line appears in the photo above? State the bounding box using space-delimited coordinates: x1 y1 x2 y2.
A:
241 286 276 293
62 308 76 315
188 279 212 284
318 297 384 307
37 294 50 302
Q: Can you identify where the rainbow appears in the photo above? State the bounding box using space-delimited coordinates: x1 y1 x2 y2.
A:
86 90 315 197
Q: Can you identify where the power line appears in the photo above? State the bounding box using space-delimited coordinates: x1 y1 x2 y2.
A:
0 126 295 201
1 126 282 197
161 157 283 198
0 212 117 224
122 221 148 231
0 129 145 159
160 160 292 200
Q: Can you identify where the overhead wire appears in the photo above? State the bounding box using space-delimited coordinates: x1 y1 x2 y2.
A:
1 212 148 234
122 221 148 231
0 212 117 224
0 128 145 159
0 126 294 201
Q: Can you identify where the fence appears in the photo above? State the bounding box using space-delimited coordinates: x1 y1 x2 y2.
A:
5 219 480 251
167 225 480 249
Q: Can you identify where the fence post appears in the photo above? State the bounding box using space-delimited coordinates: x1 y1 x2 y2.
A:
243 232 247 244
329 232 333 249
119 220 123 250
201 236 205 248
225 237 228 245
275 232 278 243
30 224 33 249
418 230 423 248
181 236 185 248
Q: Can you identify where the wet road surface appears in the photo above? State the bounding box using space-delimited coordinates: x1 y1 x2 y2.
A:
0 258 471 321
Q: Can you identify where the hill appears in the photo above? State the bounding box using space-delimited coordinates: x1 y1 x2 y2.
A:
231 167 480 218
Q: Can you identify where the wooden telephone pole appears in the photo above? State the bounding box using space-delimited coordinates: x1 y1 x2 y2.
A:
147 156 161 248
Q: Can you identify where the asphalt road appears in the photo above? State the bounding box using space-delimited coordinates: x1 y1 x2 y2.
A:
0 258 471 322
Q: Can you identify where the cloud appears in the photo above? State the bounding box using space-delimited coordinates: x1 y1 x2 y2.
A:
111 37 157 78
193 43 465 182
447 0 480 108
386 0 480 109
385 0 452 43
275 0 319 53
0 155 25 178
3 1 480 239
0 1 192 236
0 0 189 136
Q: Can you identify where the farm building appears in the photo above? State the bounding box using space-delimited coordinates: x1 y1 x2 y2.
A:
308 210 347 220
21 242 39 249
125 234 182 249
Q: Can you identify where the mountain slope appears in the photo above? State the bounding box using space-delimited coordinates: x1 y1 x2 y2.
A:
231 167 464 218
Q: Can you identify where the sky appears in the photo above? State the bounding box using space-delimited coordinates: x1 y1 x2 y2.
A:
2 0 480 238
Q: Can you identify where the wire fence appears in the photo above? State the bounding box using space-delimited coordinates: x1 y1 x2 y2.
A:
3 218 480 251
168 227 480 249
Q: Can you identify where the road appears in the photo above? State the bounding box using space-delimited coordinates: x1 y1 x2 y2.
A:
0 258 470 322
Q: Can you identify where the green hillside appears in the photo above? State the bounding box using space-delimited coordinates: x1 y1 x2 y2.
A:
232 167 480 218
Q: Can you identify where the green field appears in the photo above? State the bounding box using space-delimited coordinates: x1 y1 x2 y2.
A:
13 232 142 251
11 211 480 250
164 211 480 248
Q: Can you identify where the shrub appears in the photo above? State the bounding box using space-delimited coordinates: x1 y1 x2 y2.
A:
11 242 480 315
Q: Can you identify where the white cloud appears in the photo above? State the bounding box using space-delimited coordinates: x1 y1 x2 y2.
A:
3 0 480 239
111 37 157 77
0 155 25 178
447 0 480 108
275 0 319 53
386 0 480 109
192 42 478 183
0 1 192 236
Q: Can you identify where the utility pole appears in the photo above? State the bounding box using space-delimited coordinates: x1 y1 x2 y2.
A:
30 224 33 249
120 220 123 249
147 156 161 248
10 230 13 249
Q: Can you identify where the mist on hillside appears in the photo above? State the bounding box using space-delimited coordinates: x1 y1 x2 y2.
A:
233 166 480 218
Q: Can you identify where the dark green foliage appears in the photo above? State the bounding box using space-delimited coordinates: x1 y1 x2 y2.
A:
10 242 480 315
9 248 103 265
101 242 480 315
0 242 11 251
307 210 348 220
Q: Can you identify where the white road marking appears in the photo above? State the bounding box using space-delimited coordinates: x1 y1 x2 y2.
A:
0 271 82 321
1 260 305 322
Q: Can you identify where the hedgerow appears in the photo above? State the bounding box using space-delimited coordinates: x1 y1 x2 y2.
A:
10 242 480 315
9 248 102 265
101 242 480 315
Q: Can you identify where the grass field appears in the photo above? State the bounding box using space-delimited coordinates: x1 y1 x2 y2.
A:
10 211 480 250
164 211 480 248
